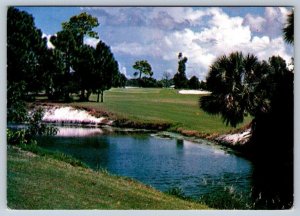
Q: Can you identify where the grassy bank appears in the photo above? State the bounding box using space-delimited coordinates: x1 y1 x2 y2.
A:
45 88 251 135
7 146 210 209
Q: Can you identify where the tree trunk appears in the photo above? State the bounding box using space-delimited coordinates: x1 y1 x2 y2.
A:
96 90 100 103
138 72 142 87
80 89 85 101
101 91 104 103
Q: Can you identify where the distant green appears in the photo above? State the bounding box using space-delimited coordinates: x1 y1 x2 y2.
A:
70 88 251 134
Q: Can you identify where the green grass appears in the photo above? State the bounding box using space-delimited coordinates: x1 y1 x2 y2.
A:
68 88 251 134
7 146 210 209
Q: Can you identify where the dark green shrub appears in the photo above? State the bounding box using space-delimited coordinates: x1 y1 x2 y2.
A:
7 129 29 146
198 186 251 209
27 107 58 138
7 107 57 146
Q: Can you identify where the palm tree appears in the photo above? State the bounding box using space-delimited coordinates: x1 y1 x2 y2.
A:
200 51 294 208
283 10 294 44
200 52 259 127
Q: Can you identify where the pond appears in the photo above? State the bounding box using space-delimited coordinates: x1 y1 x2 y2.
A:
37 126 253 199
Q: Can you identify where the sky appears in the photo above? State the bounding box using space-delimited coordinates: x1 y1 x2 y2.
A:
17 6 294 80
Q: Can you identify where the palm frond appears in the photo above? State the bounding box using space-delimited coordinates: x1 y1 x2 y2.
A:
283 11 294 44
199 95 221 115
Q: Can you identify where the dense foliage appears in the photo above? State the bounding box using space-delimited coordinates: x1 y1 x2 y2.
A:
7 7 123 103
200 52 294 208
7 7 48 95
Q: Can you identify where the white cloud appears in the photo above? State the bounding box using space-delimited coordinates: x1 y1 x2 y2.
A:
159 8 292 78
84 37 100 47
81 7 293 80
243 7 291 37
118 63 130 78
82 7 208 30
164 28 215 70
42 33 55 49
245 36 291 62
243 14 266 32
111 42 146 56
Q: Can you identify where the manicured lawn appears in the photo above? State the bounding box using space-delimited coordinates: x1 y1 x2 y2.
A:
7 146 209 209
69 88 251 134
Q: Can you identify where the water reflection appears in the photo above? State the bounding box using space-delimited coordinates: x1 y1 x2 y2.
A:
56 127 104 137
37 127 252 199
176 139 184 148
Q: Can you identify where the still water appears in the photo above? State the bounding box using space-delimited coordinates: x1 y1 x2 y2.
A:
37 126 253 198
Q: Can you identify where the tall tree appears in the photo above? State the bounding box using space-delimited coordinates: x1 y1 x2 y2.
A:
7 7 47 95
50 29 77 100
173 52 188 89
41 48 65 99
93 41 120 102
50 12 99 101
62 12 99 46
200 52 294 208
72 45 95 101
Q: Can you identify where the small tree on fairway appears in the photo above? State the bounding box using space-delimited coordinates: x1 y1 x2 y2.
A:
173 53 188 89
188 76 200 89
133 60 153 86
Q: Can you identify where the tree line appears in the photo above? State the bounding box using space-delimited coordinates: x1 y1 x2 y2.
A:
7 7 126 105
129 55 207 89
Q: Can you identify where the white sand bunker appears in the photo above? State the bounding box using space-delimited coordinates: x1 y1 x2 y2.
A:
42 106 113 125
178 90 211 95
216 129 251 145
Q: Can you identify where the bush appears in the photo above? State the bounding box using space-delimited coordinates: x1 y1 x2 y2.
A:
7 129 29 146
198 186 252 209
7 81 28 123
27 107 58 137
7 107 58 146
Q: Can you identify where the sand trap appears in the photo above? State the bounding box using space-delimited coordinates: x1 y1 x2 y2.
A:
216 129 251 145
42 106 112 125
178 90 211 95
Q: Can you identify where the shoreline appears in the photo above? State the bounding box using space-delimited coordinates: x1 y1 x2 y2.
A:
32 103 252 158
7 145 209 209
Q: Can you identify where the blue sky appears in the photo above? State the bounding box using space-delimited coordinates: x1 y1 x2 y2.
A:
17 6 293 80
